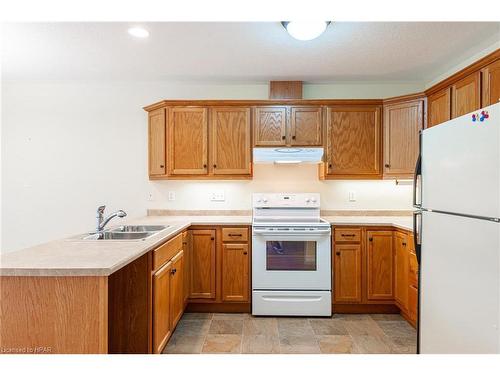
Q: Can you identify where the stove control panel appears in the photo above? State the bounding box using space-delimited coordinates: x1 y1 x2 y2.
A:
252 193 320 208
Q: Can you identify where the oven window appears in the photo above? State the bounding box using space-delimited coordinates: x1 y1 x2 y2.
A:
266 241 317 271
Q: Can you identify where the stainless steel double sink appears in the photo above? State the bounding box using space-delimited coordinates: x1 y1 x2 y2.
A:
81 225 169 240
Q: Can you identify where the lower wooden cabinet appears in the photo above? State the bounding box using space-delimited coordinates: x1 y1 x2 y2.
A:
222 243 250 302
182 230 191 304
152 260 172 354
170 250 184 329
408 285 418 323
333 244 362 303
366 230 394 301
190 229 216 300
394 232 409 312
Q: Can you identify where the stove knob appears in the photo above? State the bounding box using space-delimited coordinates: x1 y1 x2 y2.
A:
305 198 311 203
311 197 317 203
262 198 268 203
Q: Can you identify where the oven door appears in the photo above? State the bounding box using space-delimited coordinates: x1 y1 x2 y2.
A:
252 229 331 290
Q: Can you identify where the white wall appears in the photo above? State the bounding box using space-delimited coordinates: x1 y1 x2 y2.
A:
1 80 420 253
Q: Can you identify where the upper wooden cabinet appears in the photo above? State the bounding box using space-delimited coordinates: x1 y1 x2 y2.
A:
211 107 252 175
366 230 394 301
451 71 481 118
324 106 382 179
253 105 323 147
290 106 322 146
148 108 166 177
253 106 287 146
167 107 208 175
383 98 424 178
482 59 500 106
427 88 451 128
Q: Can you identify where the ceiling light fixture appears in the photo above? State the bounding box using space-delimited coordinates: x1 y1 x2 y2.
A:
128 27 149 38
282 21 330 41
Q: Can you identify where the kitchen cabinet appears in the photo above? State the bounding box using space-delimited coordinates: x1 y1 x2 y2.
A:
366 230 394 301
324 106 382 179
148 108 166 177
211 107 252 175
394 232 409 312
167 107 208 175
451 71 481 119
222 243 250 302
152 259 172 354
383 99 424 178
482 59 500 106
427 88 451 128
189 229 216 300
333 244 362 303
290 106 323 146
182 230 191 304
253 106 287 146
169 250 184 329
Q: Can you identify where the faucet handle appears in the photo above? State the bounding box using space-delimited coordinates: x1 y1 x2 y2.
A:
97 205 106 215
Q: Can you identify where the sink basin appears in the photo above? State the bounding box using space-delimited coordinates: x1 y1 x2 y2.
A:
110 225 168 233
82 231 155 240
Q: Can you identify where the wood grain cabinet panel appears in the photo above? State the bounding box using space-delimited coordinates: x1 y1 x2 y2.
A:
211 107 251 175
482 59 500 106
222 243 250 302
169 250 184 329
427 88 451 128
333 244 362 303
152 260 172 354
325 106 381 178
451 72 481 118
408 285 418 324
394 232 409 312
182 231 191 304
253 106 287 146
383 99 424 178
190 229 216 300
148 108 166 177
167 107 208 175
290 106 322 146
366 231 394 301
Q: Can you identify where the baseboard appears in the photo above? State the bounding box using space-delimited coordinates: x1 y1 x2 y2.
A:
333 303 400 314
186 302 251 313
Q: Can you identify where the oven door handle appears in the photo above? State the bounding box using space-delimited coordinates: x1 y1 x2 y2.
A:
253 228 331 235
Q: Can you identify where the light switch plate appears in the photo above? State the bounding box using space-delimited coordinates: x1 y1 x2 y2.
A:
348 191 356 202
210 190 225 202
168 191 176 201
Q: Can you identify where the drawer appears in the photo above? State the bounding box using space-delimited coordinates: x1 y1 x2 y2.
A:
222 227 248 242
334 228 361 243
408 252 419 288
153 233 183 270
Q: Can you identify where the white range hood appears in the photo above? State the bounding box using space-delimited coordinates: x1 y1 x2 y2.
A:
253 147 324 164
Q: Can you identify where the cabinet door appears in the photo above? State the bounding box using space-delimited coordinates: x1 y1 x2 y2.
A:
451 72 481 118
152 261 172 354
326 106 381 178
333 244 362 303
253 106 287 146
366 231 394 300
394 232 409 312
182 231 191 304
169 250 184 329
290 106 322 146
482 59 500 106
211 107 252 175
408 285 418 324
427 88 451 128
383 100 424 177
190 229 216 300
222 243 250 302
148 108 166 176
167 107 208 175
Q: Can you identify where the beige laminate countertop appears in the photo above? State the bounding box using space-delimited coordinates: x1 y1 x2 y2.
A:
0 215 411 277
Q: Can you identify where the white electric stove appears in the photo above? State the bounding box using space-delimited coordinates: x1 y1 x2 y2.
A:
251 193 332 316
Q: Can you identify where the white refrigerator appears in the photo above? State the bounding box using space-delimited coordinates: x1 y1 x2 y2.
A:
414 102 500 353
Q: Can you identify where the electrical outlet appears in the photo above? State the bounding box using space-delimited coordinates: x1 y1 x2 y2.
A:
348 191 356 202
168 191 176 201
148 192 154 201
209 190 225 202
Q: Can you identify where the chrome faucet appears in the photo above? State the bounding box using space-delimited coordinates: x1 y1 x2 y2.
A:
96 205 127 234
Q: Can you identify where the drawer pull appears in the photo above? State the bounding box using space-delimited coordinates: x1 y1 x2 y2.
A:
341 234 355 237
171 268 177 275
228 233 242 237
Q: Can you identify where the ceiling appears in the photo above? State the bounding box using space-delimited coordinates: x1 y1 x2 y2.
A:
1 22 499 83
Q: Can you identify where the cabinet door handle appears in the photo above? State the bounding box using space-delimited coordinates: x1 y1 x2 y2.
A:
213 164 217 168
292 135 296 140
203 164 207 168
171 268 177 275
402 242 407 246
385 164 390 168
243 251 248 255
282 135 286 140
328 164 332 169
160 164 164 168
335 251 341 256
369 237 373 242
211 237 214 240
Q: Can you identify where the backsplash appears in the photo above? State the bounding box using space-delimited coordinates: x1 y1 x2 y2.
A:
147 164 413 211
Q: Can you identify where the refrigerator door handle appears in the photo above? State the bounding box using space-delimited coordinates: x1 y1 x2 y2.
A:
413 210 422 264
413 151 422 208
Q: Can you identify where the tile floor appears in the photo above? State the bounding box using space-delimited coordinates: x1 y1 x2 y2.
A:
162 313 417 354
